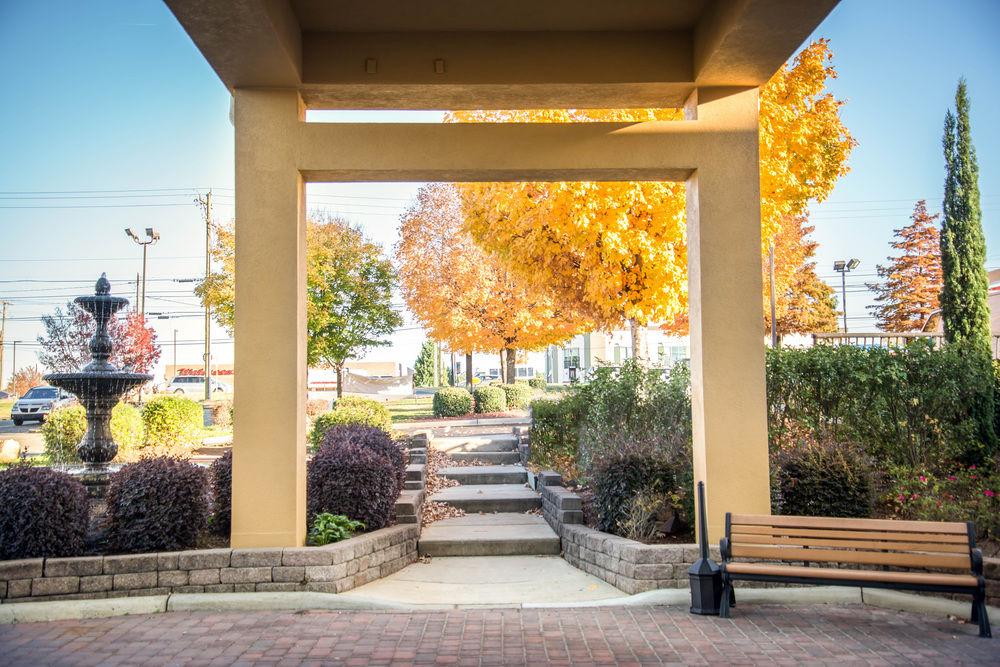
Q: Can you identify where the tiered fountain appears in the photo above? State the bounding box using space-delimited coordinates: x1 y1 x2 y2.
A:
44 273 152 545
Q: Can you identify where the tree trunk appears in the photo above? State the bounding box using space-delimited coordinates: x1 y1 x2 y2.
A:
499 350 505 377
503 348 516 384
335 363 343 398
629 320 646 364
449 351 456 386
465 353 473 389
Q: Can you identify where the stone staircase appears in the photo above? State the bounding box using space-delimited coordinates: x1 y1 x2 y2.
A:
417 428 561 557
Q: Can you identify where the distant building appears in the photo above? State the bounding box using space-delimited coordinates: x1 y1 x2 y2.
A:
544 328 689 383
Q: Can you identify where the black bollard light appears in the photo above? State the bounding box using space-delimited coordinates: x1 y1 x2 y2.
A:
688 481 722 615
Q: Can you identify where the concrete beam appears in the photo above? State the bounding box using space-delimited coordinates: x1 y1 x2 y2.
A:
165 0 302 88
301 30 692 109
694 0 839 85
294 107 764 182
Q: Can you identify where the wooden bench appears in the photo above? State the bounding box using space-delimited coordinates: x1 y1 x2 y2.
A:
719 513 991 638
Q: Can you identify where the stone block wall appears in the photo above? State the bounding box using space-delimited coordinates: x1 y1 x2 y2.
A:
538 471 1000 604
0 524 418 605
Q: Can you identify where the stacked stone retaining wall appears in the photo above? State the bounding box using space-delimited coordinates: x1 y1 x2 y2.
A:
0 524 418 604
538 471 1000 603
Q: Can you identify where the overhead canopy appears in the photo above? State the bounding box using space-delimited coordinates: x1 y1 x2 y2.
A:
164 0 838 109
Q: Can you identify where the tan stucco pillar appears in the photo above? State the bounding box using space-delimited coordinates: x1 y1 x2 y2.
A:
232 89 308 547
686 88 771 542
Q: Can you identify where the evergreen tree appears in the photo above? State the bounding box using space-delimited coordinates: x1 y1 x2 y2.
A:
940 78 996 453
413 340 436 387
940 79 991 353
867 201 943 332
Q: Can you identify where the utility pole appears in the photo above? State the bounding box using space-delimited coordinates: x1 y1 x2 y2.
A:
0 300 9 390
173 329 178 378
196 191 213 400
10 341 17 379
768 243 778 348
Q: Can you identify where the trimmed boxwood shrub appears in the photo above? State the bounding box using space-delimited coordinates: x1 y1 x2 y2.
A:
593 453 677 536
42 403 145 463
307 441 399 530
473 385 507 413
320 424 407 494
0 465 89 559
528 377 547 390
141 395 203 453
209 450 232 536
500 383 533 410
309 397 392 449
433 387 473 417
773 437 874 518
105 456 210 553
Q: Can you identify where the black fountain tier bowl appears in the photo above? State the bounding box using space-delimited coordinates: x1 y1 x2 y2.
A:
44 371 152 467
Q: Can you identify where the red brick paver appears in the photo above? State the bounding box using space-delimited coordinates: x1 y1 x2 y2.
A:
0 604 996 666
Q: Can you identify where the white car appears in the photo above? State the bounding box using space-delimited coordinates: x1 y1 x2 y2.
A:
167 376 231 396
10 386 76 425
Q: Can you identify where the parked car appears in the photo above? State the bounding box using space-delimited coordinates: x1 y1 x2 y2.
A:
166 375 231 396
10 386 76 425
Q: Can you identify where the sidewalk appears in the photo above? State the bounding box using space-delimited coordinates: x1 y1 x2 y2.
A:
2 603 995 665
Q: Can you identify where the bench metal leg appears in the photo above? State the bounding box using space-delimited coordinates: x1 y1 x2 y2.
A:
729 583 736 608
720 578 732 619
974 594 991 638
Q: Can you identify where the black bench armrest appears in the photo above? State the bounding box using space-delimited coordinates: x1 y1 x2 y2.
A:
971 547 984 576
719 537 731 561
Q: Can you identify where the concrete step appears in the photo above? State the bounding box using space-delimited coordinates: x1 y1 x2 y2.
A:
418 513 560 557
440 465 528 485
431 434 517 453
428 484 540 513
447 451 520 465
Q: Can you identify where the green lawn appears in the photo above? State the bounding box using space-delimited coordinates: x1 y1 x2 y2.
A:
387 396 434 423
0 399 11 421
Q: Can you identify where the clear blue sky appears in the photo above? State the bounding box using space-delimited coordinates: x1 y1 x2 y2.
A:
1 0 998 381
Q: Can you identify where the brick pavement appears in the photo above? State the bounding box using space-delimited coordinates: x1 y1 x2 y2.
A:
0 603 996 666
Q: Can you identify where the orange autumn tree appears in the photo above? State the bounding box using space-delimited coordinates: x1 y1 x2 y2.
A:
766 214 838 335
395 183 586 383
453 40 853 344
867 200 943 332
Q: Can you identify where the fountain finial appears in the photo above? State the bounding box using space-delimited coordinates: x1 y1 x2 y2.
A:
95 272 111 295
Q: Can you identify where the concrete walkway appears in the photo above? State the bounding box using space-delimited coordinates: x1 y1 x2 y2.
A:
3 604 995 665
340 556 622 606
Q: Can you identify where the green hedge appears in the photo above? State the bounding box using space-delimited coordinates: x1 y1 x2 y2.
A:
528 377 547 390
473 385 507 413
42 403 145 463
433 387 473 417
309 397 392 450
141 395 203 454
500 382 533 410
766 341 996 467
529 395 584 481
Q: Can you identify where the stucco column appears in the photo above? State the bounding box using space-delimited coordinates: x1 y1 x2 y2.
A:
232 89 307 547
685 88 771 542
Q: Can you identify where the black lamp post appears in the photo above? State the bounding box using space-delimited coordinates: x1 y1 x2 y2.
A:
688 481 723 615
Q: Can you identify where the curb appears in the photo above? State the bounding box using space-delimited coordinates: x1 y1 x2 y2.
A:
1 588 996 625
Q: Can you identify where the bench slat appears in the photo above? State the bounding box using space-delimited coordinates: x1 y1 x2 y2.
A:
730 544 970 570
724 562 979 588
731 524 969 544
730 532 970 554
730 514 968 534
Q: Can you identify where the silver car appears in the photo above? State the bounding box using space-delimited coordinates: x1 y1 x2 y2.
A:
167 375 231 396
10 386 76 425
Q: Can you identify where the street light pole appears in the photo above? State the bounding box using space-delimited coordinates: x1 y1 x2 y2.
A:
125 227 160 319
833 259 860 333
196 191 213 401
0 300 10 390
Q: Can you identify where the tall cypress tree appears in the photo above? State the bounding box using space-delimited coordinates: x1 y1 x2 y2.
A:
940 78 996 456
940 79 991 353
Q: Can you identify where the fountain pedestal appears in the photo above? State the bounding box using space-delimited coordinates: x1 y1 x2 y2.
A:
44 274 152 550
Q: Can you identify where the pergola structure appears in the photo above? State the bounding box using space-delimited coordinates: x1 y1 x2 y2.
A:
165 0 839 547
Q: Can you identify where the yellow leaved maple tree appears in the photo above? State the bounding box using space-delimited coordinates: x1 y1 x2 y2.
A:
395 183 588 382
453 39 854 344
